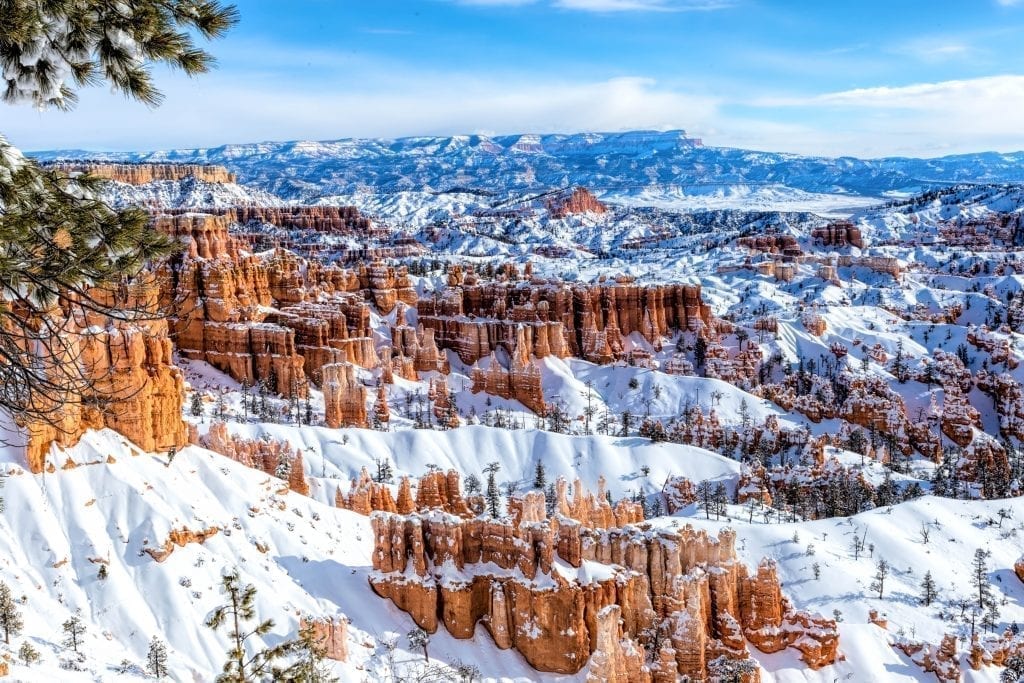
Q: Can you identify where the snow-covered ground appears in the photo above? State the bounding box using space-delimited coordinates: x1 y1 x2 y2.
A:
2 424 1020 681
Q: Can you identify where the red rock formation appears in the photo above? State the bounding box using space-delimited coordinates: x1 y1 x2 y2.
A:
300 617 349 662
895 634 961 683
801 312 827 336
322 363 368 428
288 449 310 496
162 205 376 235
368 476 838 679
1016 556 1024 584
50 162 236 184
145 527 220 562
736 234 802 255
417 276 713 366
812 221 864 249
200 422 302 479
24 318 189 474
585 605 651 682
547 187 608 218
372 385 391 427
470 331 546 414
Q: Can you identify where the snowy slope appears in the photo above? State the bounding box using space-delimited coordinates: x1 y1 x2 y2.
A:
3 424 1019 681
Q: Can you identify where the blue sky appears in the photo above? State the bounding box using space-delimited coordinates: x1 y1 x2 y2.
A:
7 0 1024 156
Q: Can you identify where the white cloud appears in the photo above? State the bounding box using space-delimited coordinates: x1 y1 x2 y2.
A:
4 64 1023 158
745 75 1024 156
2 74 720 152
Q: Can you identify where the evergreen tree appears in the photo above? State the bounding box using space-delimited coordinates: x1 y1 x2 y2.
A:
920 571 938 607
205 571 299 682
0 0 237 428
696 480 714 520
62 614 85 653
712 482 729 520
533 461 546 490
464 473 481 496
18 640 40 665
147 636 169 678
484 462 501 518
275 456 291 482
190 392 205 418
869 558 889 599
620 410 633 436
1002 654 1024 683
971 548 993 611
0 582 23 644
694 336 708 368
407 627 430 662
289 621 336 682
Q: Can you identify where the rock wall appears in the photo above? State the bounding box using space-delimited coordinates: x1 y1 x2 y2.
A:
49 162 236 184
418 272 713 366
367 474 838 680
161 206 376 235
546 187 608 218
24 317 189 474
322 363 368 428
812 221 864 249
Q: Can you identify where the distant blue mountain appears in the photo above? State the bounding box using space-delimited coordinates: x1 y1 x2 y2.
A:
32 130 1024 201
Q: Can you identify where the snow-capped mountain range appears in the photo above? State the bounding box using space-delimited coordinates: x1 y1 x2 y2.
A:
32 130 1024 204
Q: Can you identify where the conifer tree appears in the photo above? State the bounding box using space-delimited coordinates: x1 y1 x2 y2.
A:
869 558 889 599
533 461 546 490
484 462 501 518
0 581 23 644
290 621 335 683
18 640 40 665
62 614 85 653
696 480 714 519
0 0 237 428
971 548 993 611
920 571 938 607
147 636 169 678
205 571 299 682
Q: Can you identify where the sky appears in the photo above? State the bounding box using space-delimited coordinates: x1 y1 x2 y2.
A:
6 0 1024 157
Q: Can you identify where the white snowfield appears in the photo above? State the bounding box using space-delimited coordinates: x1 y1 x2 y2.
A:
0 424 1020 682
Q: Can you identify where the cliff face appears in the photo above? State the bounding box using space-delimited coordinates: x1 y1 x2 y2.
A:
24 314 188 474
546 187 608 218
368 473 838 680
161 206 375 235
418 267 714 367
50 162 236 185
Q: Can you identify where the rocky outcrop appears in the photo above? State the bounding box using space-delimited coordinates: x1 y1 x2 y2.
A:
24 318 189 474
895 634 961 683
144 526 220 562
470 329 546 414
300 617 349 662
50 162 236 185
200 422 317 493
547 187 607 218
1016 556 1024 584
322 363 368 428
162 205 376 235
368 475 838 679
811 221 864 249
418 270 713 366
585 605 651 682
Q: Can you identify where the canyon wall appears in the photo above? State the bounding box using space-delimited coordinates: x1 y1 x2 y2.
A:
48 162 236 185
367 472 839 680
